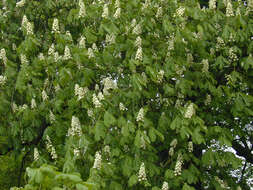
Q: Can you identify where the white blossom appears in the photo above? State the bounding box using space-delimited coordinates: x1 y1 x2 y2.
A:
42 90 48 101
226 0 234 17
31 98 36 109
34 148 39 161
104 145 110 155
48 43 55 55
78 0 86 18
140 135 146 149
52 18 60 33
135 36 142 47
157 70 165 83
68 116 82 137
115 0 120 8
102 4 109 18
45 135 57 160
0 48 7 65
184 103 195 119
119 102 127 111
74 148 81 157
26 21 33 35
156 7 163 18
209 0 217 9
175 6 185 17
93 151 102 169
169 147 174 157
16 0 25 8
174 153 183 176
97 92 104 100
63 46 71 60
79 36 86 48
106 34 116 45
114 8 121 18
20 54 28 65
216 37 225 50
170 139 178 148
38 53 45 60
131 19 137 28
204 94 212 106
92 43 98 52
92 94 102 108
12 103 18 113
54 51 61 62
132 24 142 35
135 46 143 61
188 141 193 153
201 59 209 73
75 84 88 101
88 48 95 58
228 48 238 62
0 75 7 85
138 162 147 182
22 15 28 27
49 110 56 123
136 108 144 122
87 109 94 118
162 181 169 190
102 77 117 95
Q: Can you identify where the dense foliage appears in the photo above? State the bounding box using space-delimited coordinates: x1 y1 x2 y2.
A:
0 0 253 189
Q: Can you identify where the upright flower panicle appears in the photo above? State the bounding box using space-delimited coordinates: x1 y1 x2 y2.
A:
201 59 209 73
16 0 25 8
88 48 95 58
0 48 7 65
0 75 7 85
114 8 121 18
184 103 195 119
174 153 183 176
68 116 82 137
52 18 60 33
79 36 86 48
92 94 102 108
135 46 143 61
188 141 193 153
42 90 48 101
20 54 28 65
48 43 55 55
78 0 86 18
102 4 109 18
226 0 234 17
49 110 56 123
136 108 144 122
93 151 102 169
162 182 169 190
45 135 57 160
209 0 217 9
63 46 71 60
31 98 36 109
138 162 147 182
34 148 39 161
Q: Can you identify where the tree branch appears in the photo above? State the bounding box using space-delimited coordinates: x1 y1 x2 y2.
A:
232 140 253 164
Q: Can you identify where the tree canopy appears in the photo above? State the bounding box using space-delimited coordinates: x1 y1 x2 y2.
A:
0 0 253 189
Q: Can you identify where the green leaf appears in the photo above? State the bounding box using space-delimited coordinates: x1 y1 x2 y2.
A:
104 111 116 127
128 175 138 187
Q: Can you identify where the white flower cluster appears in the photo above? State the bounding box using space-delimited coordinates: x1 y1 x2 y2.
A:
0 75 7 85
157 70 165 83
142 0 151 10
102 4 109 18
188 141 193 153
204 94 212 106
0 48 7 65
162 181 169 190
102 77 117 95
34 148 39 161
106 34 116 45
20 54 28 65
174 6 185 17
132 24 142 35
136 108 144 122
140 135 146 149
104 145 110 155
135 36 142 47
68 116 82 137
93 151 102 169
226 0 234 17
78 0 86 18
119 102 127 111
42 90 48 101
92 93 102 108
74 148 81 157
92 43 98 52
174 153 183 176
46 135 57 160
138 162 147 182
170 138 178 148
49 110 56 124
63 46 71 60
48 43 55 55
79 36 86 48
16 0 25 8
114 8 121 18
66 31 73 41
216 37 225 50
52 18 60 33
97 92 104 100
88 48 95 58
209 0 216 9
228 48 238 62
87 109 94 118
156 7 163 18
21 15 33 35
74 84 88 101
38 53 45 60
201 59 209 73
135 46 143 61
31 98 36 109
184 103 195 119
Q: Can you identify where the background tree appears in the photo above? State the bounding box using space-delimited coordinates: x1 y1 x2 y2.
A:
0 0 252 189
